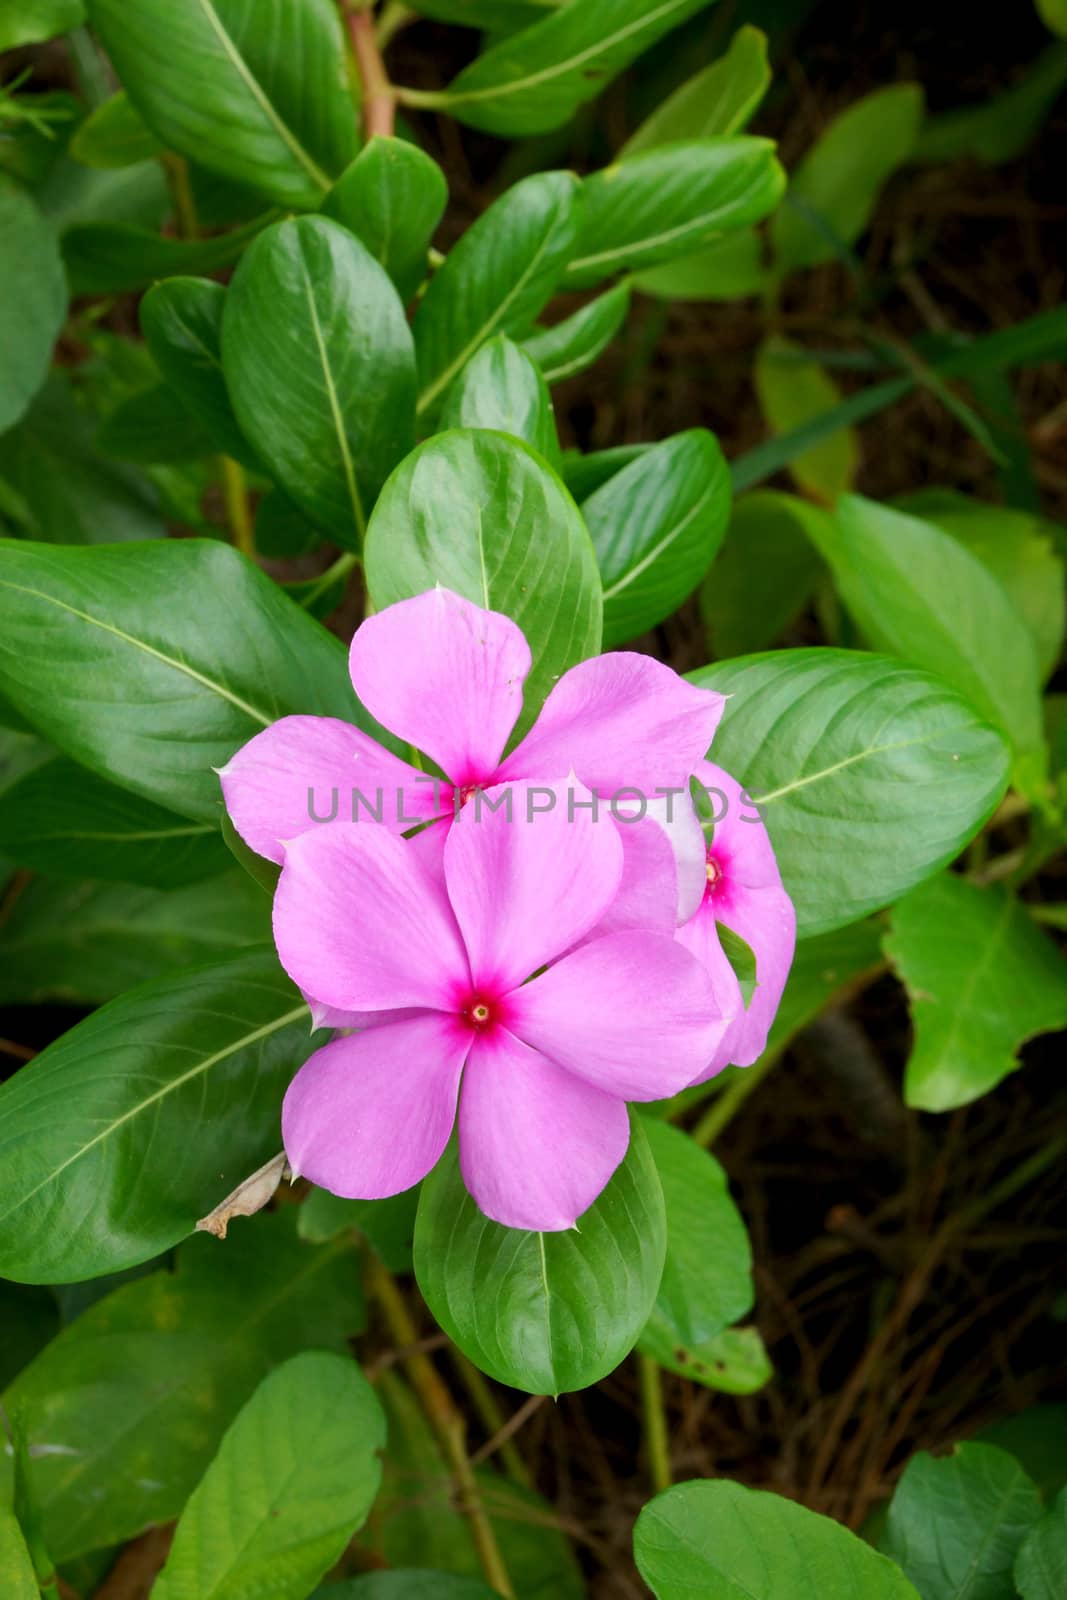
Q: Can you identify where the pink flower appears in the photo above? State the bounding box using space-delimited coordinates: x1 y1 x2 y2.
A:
678 761 797 1083
219 588 725 924
274 778 723 1230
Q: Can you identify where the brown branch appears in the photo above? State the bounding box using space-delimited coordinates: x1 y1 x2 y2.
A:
341 3 395 139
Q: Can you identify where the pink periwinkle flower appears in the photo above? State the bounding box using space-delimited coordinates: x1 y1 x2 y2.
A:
219 587 725 927
273 778 723 1231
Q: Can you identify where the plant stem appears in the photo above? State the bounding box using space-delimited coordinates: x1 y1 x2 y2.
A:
449 1349 533 1489
219 457 254 558
163 154 200 240
638 1353 671 1496
376 1 416 50
367 1258 516 1599
342 1 396 138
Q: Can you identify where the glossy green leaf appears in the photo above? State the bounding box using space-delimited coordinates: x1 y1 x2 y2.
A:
635 228 767 301
915 42 1067 164
416 0 716 136
413 171 580 418
364 429 602 731
622 25 771 155
141 276 256 467
323 135 448 303
69 90 164 168
97 382 218 462
298 1186 418 1273
638 1119 752 1366
0 0 82 49
414 1122 666 1394
360 1372 584 1597
403 0 551 25
440 334 560 465
811 495 1046 791
223 216 415 549
881 1444 1044 1600
1014 1488 1067 1600
0 1509 36 1600
0 538 365 822
0 949 317 1281
0 755 229 887
583 427 730 646
0 871 270 1006
565 138 784 287
325 1575 497 1600
153 1352 384 1600
636 1479 920 1599
0 181 67 435
884 874 1067 1112
86 0 354 207
0 1213 362 1560
753 337 859 502
689 650 1011 937
62 213 268 296
977 1407 1067 1501
0 724 52 794
561 440 651 500
701 490 824 658
896 490 1065 680
772 84 924 271
521 281 630 383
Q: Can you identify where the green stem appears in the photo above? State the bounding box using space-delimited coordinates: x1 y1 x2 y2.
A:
163 154 200 240
219 458 254 558
638 1353 671 1496
368 1259 516 1599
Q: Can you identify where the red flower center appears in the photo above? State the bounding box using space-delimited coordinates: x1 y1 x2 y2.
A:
705 854 724 894
461 994 497 1029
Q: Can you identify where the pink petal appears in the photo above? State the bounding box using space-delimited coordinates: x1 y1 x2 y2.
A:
444 777 623 992
303 992 421 1032
571 816 678 949
642 791 708 924
218 714 437 864
509 931 725 1101
458 1026 630 1231
499 652 724 797
348 589 531 787
283 1012 470 1197
675 899 744 1085
273 822 469 1013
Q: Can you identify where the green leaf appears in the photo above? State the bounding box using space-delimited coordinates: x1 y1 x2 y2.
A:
977 1407 1067 1501
440 334 560 465
689 649 1011 937
700 490 824 658
565 138 784 287
0 1509 36 1600
635 228 767 301
97 381 218 463
809 495 1046 792
413 171 580 418
153 1352 384 1600
651 1325 772 1395
364 429 602 731
298 1187 418 1273
0 755 229 887
403 0 553 25
0 1213 363 1561
772 84 924 272
0 871 271 1006
915 41 1067 165
0 1283 60 1390
141 276 257 467
69 90 164 168
415 0 716 136
359 1372 584 1597
223 215 415 549
753 337 859 503
0 0 82 50
85 0 354 206
583 427 730 646
1014 1488 1067 1600
0 538 366 822
881 1444 1044 1600
0 949 317 1281
324 1576 497 1600
0 180 68 435
1038 0 1067 33
637 1119 752 1364
323 135 448 303
414 1121 666 1395
62 212 268 296
622 25 771 154
637 1479 920 1598
884 873 1067 1112
521 281 630 383
254 488 322 557
561 440 651 500
896 490 1065 681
